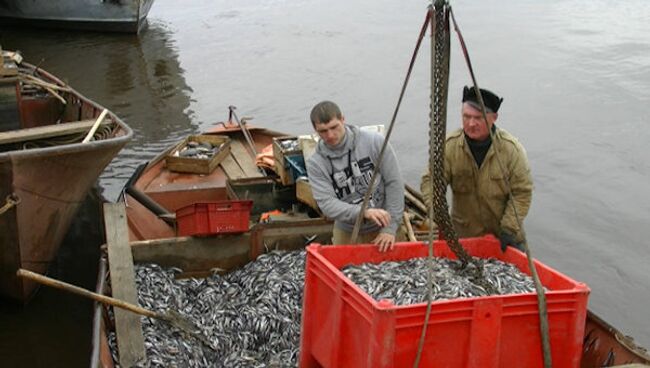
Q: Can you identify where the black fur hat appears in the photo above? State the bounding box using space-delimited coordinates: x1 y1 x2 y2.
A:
462 86 503 113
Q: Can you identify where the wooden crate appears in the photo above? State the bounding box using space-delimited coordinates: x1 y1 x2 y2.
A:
165 134 231 175
0 54 18 77
272 136 302 185
296 177 320 212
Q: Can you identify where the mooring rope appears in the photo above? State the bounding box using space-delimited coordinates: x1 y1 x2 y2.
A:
20 125 116 150
349 7 432 243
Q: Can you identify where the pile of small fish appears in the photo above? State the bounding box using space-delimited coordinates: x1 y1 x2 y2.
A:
173 140 224 160
342 257 538 305
106 251 537 367
278 139 300 152
107 250 306 368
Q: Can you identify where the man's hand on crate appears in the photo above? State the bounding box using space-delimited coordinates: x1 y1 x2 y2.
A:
364 208 395 252
373 232 396 252
364 208 391 228
498 231 524 253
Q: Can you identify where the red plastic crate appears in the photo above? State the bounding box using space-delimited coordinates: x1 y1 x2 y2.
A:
175 200 253 236
299 235 590 368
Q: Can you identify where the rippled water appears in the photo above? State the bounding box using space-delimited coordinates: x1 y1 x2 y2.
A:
1 0 649 364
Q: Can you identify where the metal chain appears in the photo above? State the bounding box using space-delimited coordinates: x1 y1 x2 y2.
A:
0 193 20 216
427 1 493 294
415 3 494 367
449 8 553 368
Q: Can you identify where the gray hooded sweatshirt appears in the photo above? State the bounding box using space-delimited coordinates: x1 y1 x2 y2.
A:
306 125 404 235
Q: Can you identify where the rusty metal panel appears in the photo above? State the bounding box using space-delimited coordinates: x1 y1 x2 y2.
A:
19 96 62 128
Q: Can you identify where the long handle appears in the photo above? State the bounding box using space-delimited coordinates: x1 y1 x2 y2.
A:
17 269 158 319
227 105 267 176
82 108 108 143
403 212 417 242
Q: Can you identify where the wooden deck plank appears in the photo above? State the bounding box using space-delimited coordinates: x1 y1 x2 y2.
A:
104 203 146 367
0 119 111 145
220 153 246 180
228 139 264 178
130 234 252 273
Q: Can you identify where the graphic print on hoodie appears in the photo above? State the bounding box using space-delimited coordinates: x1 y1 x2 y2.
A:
307 125 404 235
329 152 383 209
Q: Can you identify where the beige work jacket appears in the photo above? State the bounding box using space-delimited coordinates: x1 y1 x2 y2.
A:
421 127 533 242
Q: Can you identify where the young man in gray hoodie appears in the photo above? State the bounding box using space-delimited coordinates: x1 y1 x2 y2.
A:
306 101 404 252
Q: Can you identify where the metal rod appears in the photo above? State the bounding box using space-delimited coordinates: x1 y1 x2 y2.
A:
228 105 267 176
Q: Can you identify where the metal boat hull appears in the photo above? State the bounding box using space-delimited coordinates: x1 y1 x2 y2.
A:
0 61 132 302
0 0 155 33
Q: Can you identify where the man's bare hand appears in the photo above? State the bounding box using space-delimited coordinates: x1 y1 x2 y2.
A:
373 232 396 252
363 208 391 228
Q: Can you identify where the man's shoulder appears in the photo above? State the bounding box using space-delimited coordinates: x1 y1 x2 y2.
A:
355 125 384 142
307 149 327 170
445 128 464 142
496 128 525 151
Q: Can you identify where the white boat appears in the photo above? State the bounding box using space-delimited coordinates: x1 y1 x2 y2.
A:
0 0 155 33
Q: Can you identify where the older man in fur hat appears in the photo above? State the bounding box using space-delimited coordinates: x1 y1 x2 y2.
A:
421 86 533 252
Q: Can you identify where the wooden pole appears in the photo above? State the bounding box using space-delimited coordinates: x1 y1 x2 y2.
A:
403 212 417 242
82 109 109 143
16 269 158 319
405 190 428 214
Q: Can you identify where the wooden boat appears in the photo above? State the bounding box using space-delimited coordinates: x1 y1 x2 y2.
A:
121 114 339 243
87 110 650 367
0 50 132 302
0 0 155 33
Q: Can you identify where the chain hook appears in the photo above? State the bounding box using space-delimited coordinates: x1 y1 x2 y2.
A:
0 193 21 216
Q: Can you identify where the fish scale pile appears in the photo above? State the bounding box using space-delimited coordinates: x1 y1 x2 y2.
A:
342 257 537 305
108 251 306 368
107 251 537 367
173 140 224 160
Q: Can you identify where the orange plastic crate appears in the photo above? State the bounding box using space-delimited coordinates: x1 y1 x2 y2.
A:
176 200 253 236
299 235 590 368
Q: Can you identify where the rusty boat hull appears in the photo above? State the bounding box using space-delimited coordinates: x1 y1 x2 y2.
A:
0 59 132 302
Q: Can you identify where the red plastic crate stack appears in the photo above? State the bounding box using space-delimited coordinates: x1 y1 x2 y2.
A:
299 235 590 368
175 200 253 236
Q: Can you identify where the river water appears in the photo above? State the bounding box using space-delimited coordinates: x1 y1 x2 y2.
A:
1 0 649 365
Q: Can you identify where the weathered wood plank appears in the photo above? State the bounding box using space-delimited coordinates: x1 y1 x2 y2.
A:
261 223 333 238
296 178 320 213
104 203 146 367
220 153 246 180
229 139 264 178
127 220 333 272
0 119 110 145
130 234 252 273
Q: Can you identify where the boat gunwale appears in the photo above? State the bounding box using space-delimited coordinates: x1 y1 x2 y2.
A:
90 256 110 368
